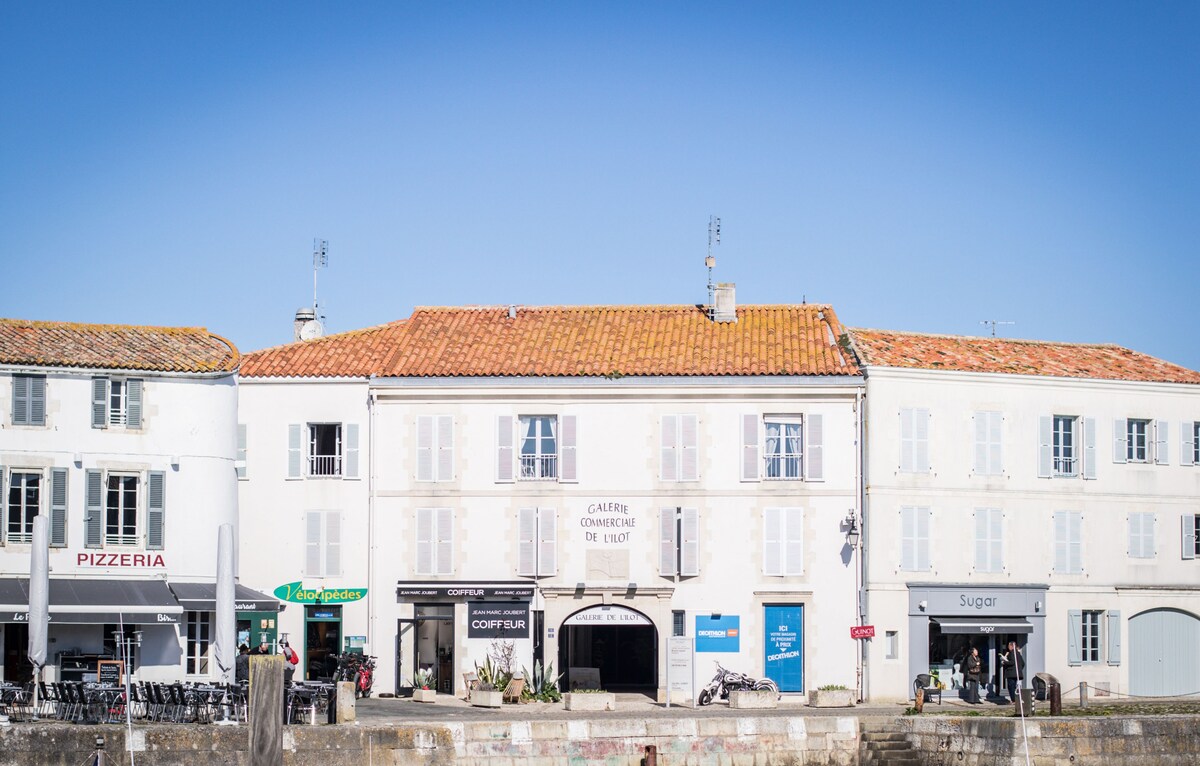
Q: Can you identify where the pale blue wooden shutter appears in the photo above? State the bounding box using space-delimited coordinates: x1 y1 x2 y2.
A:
680 508 699 576
1113 418 1127 463
236 424 247 479
538 508 557 576
344 423 359 479
741 414 760 481
1182 422 1196 467
287 424 302 479
1067 610 1082 666
1069 512 1082 572
1154 420 1168 465
518 508 536 576
496 416 514 483
437 415 454 481
11 376 28 424
1183 514 1197 560
126 379 143 428
146 471 165 550
660 415 678 482
680 415 698 482
1107 610 1121 665
559 415 577 482
974 510 988 572
805 413 824 481
1037 416 1053 478
763 507 782 576
659 508 677 575
1054 512 1068 571
92 378 108 429
29 375 46 425
50 467 68 547
988 412 1003 475
1082 418 1097 480
84 469 103 548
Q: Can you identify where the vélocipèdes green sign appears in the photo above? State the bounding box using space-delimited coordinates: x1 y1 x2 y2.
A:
274 581 367 604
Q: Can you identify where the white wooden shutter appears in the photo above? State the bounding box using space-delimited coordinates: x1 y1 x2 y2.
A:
1182 422 1196 467
518 508 536 576
988 412 1003 475
1082 418 1097 480
28 375 46 426
50 467 68 547
1069 512 1082 572
344 423 360 478
1037 416 1053 478
437 415 454 481
1154 420 1168 465
917 506 931 571
84 469 103 548
416 508 433 574
496 416 514 483
147 471 166 550
660 415 678 482
901 506 916 571
305 511 323 576
126 378 143 428
325 511 342 575
416 416 434 481
236 424 248 479
784 508 803 575
763 507 783 576
805 413 824 481
914 408 930 473
659 508 678 575
1113 419 1127 463
92 377 108 429
741 414 760 482
559 414 577 482
1107 610 1121 665
680 414 698 481
680 508 699 576
1054 511 1068 572
435 507 453 574
287 424 303 479
900 409 914 472
1183 514 1197 560
973 413 987 475
538 508 557 575
1067 610 1082 666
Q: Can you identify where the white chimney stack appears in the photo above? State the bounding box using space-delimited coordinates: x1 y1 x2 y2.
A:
712 283 737 323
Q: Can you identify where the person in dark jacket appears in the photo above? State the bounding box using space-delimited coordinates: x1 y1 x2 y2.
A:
235 644 250 682
964 646 983 704
1000 641 1025 702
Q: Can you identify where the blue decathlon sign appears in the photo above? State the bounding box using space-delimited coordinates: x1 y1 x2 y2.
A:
695 614 740 652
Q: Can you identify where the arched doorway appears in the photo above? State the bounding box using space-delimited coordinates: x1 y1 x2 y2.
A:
1129 608 1200 696
558 605 657 691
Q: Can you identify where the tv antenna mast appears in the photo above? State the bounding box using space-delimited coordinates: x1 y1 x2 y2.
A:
313 239 329 324
706 215 721 308
980 319 1014 337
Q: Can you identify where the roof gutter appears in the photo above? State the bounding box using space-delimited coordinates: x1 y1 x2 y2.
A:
0 363 238 380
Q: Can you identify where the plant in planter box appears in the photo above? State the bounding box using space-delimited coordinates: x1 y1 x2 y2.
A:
413 668 435 690
520 660 563 703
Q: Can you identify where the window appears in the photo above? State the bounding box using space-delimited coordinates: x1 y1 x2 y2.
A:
1128 513 1155 559
660 415 699 482
1184 421 1200 466
1080 610 1101 663
1053 511 1083 574
518 507 557 576
885 630 899 660
660 507 699 576
520 416 557 479
287 423 359 479
741 413 823 482
496 415 576 483
899 408 930 473
6 471 40 544
1067 609 1120 667
1115 419 1169 466
974 508 1003 573
185 612 211 676
1126 419 1150 462
416 507 453 575
1039 416 1096 479
84 470 164 550
105 475 139 546
900 506 931 572
91 377 142 429
1053 416 1077 476
672 610 686 637
304 510 341 577
416 415 454 482
1183 514 1199 560
763 507 804 575
11 374 46 426
309 424 342 476
973 411 1003 476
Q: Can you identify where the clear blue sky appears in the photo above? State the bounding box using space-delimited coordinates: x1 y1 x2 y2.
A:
3 2 1198 368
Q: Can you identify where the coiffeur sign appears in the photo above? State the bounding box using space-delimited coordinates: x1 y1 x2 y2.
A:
273 581 367 604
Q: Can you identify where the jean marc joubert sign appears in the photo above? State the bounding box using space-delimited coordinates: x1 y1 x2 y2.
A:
580 501 636 545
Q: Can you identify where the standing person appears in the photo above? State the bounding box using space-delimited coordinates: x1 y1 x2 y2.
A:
1000 640 1025 703
250 639 271 656
235 644 250 682
965 646 983 704
280 640 299 682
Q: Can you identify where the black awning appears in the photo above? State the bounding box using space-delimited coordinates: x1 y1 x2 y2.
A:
0 578 183 625
933 617 1033 635
169 582 280 613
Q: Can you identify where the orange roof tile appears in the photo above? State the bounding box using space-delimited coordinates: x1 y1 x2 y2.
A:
847 328 1200 385
0 318 239 374
241 305 859 379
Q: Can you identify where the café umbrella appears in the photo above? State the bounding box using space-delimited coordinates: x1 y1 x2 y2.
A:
214 523 236 684
27 515 49 720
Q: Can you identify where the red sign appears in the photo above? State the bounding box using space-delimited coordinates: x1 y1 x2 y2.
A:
850 625 876 639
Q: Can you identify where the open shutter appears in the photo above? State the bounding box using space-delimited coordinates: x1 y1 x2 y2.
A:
92 378 108 429
126 379 143 428
917 507 931 570
659 508 677 575
1107 610 1121 665
84 470 103 548
559 415 577 482
517 508 536 576
660 415 678 481
1038 416 1053 478
50 467 68 547
496 416 514 483
1182 422 1196 467
435 507 453 575
416 508 433 574
236 424 247 479
325 511 342 575
900 409 914 472
680 415 698 481
29 375 46 426
146 471 165 550
538 508 557 576
1154 420 1168 465
416 416 434 481
437 415 454 481
784 508 804 575
1183 514 1197 560
680 508 699 576
344 423 360 479
805 413 824 481
305 512 323 575
1082 418 1097 480
741 414 760 482
1067 610 1082 666
287 424 303 479
1113 419 1127 463
11 376 28 425
763 508 782 576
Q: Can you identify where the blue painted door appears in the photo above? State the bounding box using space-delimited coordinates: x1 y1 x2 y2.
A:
763 605 804 692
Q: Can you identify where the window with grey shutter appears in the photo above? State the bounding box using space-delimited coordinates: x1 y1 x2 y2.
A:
1113 418 1127 463
1067 610 1082 666
805 413 824 481
974 411 1003 476
84 469 103 548
1154 420 1168 465
559 415 577 482
12 374 47 426
518 507 557 577
1107 610 1121 665
538 508 557 576
1037 416 1053 478
435 507 453 575
146 471 165 550
680 508 699 576
496 416 514 483
126 378 143 429
1128 513 1154 559
325 511 341 575
974 508 1003 573
344 423 360 479
661 415 700 482
1183 514 1197 560
92 378 108 429
900 408 930 473
236 424 247 480
11 376 27 425
50 467 68 547
287 424 303 479
1182 422 1196 467
305 512 323 575
416 507 453 575
1054 511 1082 573
417 416 434 481
741 414 760 482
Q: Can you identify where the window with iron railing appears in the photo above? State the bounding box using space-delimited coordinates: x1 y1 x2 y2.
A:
105 474 139 546
764 418 803 479
519 416 557 480
5 471 41 544
308 423 342 477
1053 416 1077 477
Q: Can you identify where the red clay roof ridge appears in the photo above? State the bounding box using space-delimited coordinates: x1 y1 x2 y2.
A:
849 327 1123 350
243 318 408 356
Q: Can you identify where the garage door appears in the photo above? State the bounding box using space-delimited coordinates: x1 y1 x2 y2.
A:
1128 609 1200 697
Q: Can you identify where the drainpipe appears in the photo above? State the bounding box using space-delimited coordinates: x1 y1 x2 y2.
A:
367 386 377 655
856 385 869 703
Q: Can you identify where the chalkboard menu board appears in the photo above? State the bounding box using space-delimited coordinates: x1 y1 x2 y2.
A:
97 660 123 686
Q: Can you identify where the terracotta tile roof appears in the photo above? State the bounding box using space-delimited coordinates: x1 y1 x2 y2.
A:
0 318 239 374
847 328 1200 385
240 305 859 378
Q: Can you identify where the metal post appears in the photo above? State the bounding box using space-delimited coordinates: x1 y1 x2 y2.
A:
1049 682 1061 716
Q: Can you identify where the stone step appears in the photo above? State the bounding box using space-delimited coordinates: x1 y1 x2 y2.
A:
861 731 909 742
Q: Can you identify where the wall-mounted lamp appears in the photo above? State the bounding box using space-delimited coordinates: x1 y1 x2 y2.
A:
170 455 180 468
918 600 928 611
843 511 860 548
1034 601 1042 612
72 453 83 465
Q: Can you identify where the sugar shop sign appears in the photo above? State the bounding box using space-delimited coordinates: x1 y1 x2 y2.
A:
581 501 636 544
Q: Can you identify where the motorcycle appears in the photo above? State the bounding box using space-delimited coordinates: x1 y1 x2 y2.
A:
697 662 779 706
332 653 376 698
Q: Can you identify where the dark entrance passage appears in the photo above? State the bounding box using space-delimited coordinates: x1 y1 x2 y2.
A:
304 605 342 681
558 606 657 691
3 623 31 683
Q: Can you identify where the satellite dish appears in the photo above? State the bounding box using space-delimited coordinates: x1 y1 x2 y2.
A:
299 320 323 341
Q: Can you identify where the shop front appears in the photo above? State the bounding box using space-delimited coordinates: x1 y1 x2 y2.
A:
559 604 657 691
908 584 1046 700
169 581 280 653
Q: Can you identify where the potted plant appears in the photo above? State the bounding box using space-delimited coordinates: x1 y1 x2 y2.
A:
808 684 856 708
519 660 563 704
412 668 437 703
469 656 508 708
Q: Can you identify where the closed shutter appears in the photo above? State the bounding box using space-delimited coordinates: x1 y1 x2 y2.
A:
1113 419 1128 463
416 508 433 574
680 415 699 481
1054 512 1068 572
990 510 1003 571
1182 422 1196 467
917 506 931 571
660 415 678 482
236 424 247 479
914 408 930 473
974 510 988 572
417 416 434 481
29 375 46 426
973 414 988 475
1154 421 1168 465
1183 514 1197 560
559 415 577 482
50 467 68 547
437 415 454 481
1069 512 1082 572
325 511 341 575
126 379 143 428
900 409 914 473
92 378 108 429
680 508 699 576
1037 416 1053 478
146 471 165 550
84 470 103 548
763 507 782 576
1107 610 1121 666
1067 610 1082 666
435 507 453 575
305 512 323 576
287 424 303 479
1082 418 1097 480
805 413 824 481
538 508 557 576
741 414 760 481
901 507 916 571
659 508 677 576
784 508 803 575
496 416 514 483
988 412 1003 475
344 424 360 479
12 376 29 425
518 508 536 576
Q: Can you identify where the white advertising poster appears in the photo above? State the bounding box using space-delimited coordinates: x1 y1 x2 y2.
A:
667 636 694 707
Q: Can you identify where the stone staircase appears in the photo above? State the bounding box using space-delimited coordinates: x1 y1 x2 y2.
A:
859 718 921 765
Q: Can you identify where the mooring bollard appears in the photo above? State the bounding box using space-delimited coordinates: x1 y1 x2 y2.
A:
642 744 657 766
915 687 925 713
1079 681 1088 709
1049 682 1062 715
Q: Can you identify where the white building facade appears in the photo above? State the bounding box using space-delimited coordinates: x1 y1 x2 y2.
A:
849 329 1200 702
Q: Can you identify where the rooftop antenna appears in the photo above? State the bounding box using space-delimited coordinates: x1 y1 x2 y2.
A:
706 215 720 311
313 239 329 325
980 319 1014 337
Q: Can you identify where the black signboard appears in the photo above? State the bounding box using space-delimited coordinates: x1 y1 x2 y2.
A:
98 660 123 686
396 585 535 600
467 602 530 639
